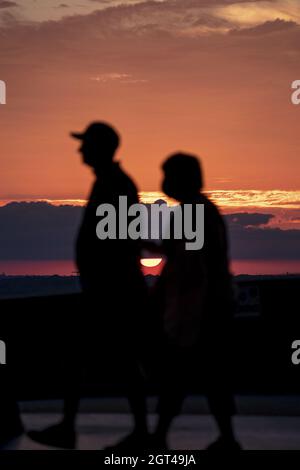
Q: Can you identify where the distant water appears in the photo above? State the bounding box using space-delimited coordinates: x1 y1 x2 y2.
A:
231 260 300 276
0 260 77 276
0 259 299 276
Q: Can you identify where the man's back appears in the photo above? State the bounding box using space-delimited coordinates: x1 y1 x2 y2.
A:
199 193 233 311
76 162 143 293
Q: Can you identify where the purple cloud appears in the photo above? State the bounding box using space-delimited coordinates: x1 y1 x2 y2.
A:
0 203 299 262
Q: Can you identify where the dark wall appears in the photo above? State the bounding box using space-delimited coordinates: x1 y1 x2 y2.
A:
0 277 300 399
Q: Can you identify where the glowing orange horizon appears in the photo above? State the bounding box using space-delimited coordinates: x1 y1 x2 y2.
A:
1 190 299 210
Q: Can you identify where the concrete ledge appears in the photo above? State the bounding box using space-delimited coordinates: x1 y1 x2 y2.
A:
19 395 300 416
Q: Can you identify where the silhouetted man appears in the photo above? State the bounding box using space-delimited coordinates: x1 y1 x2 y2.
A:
151 153 240 450
0 365 23 448
28 122 148 449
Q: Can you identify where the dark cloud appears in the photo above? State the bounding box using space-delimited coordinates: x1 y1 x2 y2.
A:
0 203 299 262
0 1 17 8
226 213 300 261
230 18 299 36
1 4 298 74
0 202 82 260
225 212 274 227
228 225 300 261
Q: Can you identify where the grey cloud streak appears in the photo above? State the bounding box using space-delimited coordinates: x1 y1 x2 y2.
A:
0 202 299 261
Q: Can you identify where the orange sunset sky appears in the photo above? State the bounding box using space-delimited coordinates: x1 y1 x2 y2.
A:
0 0 299 198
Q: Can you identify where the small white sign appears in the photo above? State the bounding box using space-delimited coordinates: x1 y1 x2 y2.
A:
0 340 6 365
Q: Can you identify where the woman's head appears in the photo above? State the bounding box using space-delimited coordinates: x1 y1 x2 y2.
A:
162 153 203 201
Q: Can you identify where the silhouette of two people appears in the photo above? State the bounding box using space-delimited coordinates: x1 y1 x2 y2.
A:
28 122 240 451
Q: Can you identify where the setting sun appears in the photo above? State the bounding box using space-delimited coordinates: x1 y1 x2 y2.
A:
140 258 162 268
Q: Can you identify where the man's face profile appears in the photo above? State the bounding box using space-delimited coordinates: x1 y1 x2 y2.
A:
79 140 96 167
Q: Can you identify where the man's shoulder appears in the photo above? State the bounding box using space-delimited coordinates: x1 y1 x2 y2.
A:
114 164 139 198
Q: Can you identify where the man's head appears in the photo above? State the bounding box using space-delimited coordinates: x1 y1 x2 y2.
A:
71 122 120 170
162 152 203 201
